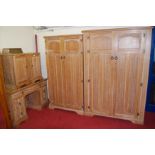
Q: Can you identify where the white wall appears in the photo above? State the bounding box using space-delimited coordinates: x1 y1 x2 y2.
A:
0 26 125 79
35 26 125 78
0 26 35 52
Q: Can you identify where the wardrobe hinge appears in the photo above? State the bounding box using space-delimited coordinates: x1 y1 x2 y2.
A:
140 82 143 87
143 33 146 38
88 79 91 83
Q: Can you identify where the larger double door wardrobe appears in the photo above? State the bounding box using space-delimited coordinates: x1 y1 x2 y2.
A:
45 27 152 124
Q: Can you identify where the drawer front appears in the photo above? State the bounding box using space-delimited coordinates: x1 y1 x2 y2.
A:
23 85 39 96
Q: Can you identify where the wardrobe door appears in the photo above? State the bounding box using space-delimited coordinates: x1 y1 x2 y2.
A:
84 32 115 115
46 53 64 107
114 30 146 119
62 35 83 110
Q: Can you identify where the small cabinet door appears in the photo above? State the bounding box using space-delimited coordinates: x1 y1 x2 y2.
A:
31 54 42 82
13 55 29 87
85 32 115 115
114 30 146 118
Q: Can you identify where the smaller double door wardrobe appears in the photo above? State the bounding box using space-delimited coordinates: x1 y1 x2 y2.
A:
45 27 152 124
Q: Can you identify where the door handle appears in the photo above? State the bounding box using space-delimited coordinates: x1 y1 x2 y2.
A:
115 56 118 60
111 56 114 60
60 56 65 59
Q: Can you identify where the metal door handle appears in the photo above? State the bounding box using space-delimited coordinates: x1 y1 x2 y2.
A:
115 56 118 60
111 56 114 60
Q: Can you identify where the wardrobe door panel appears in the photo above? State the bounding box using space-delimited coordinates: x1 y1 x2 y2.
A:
46 53 64 107
62 35 83 110
85 32 115 115
115 30 145 53
45 37 62 53
114 30 145 118
62 53 83 110
63 35 83 53
90 32 113 52
115 54 144 117
89 53 115 115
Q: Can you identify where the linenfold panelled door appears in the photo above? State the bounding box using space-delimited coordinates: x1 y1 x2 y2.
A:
63 36 83 109
84 32 115 116
114 30 146 118
45 35 83 110
47 52 64 107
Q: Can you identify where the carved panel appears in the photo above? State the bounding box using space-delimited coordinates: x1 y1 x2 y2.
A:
46 40 61 52
90 33 112 51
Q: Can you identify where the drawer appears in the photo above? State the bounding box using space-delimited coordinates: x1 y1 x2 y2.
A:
23 85 40 95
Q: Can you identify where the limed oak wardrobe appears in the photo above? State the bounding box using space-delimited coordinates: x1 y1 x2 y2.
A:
45 27 152 124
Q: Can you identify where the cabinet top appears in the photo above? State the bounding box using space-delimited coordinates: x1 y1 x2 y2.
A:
0 53 40 56
44 34 83 39
82 27 153 33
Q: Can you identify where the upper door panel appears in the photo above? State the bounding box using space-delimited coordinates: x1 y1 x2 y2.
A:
63 35 83 53
113 30 146 54
89 32 113 54
45 37 62 53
